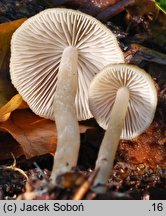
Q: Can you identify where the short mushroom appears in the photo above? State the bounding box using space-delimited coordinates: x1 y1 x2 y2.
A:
88 63 157 193
10 8 124 181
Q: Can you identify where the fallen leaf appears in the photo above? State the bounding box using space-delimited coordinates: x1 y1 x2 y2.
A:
0 113 11 122
0 109 57 159
0 94 28 122
0 18 27 121
0 18 27 79
0 80 17 108
0 109 94 161
0 131 23 161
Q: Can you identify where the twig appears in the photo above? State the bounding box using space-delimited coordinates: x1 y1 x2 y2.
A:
72 169 99 200
96 0 136 21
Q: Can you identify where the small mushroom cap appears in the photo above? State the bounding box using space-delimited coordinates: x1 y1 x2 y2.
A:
10 8 124 121
88 64 157 139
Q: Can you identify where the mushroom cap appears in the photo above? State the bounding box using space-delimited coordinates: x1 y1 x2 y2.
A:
88 64 157 139
10 8 124 121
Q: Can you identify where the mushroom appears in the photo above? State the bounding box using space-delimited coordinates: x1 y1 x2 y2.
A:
88 63 157 193
10 8 124 181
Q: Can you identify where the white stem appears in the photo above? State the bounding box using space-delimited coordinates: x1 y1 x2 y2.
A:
50 46 80 181
93 87 129 193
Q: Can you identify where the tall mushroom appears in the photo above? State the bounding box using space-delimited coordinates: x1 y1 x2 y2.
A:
10 8 124 181
88 64 157 193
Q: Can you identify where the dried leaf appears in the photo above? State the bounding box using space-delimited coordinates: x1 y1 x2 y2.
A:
0 131 23 161
0 109 57 159
0 80 17 108
0 18 27 121
0 94 28 122
0 109 93 161
0 18 27 79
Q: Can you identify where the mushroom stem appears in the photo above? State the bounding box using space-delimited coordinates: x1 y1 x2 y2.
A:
93 86 129 193
51 46 80 181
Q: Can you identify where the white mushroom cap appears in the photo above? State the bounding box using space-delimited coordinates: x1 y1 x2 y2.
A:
88 64 157 139
10 8 124 121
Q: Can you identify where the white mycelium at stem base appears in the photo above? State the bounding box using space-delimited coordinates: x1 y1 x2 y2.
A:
93 87 129 193
51 46 79 181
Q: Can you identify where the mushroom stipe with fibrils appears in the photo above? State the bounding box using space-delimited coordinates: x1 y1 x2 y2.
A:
88 63 158 193
10 8 124 181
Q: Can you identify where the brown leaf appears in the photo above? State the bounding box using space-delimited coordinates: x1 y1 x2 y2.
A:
0 109 93 161
0 19 27 121
0 109 57 159
0 132 23 161
0 94 28 122
0 18 27 79
0 80 17 109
